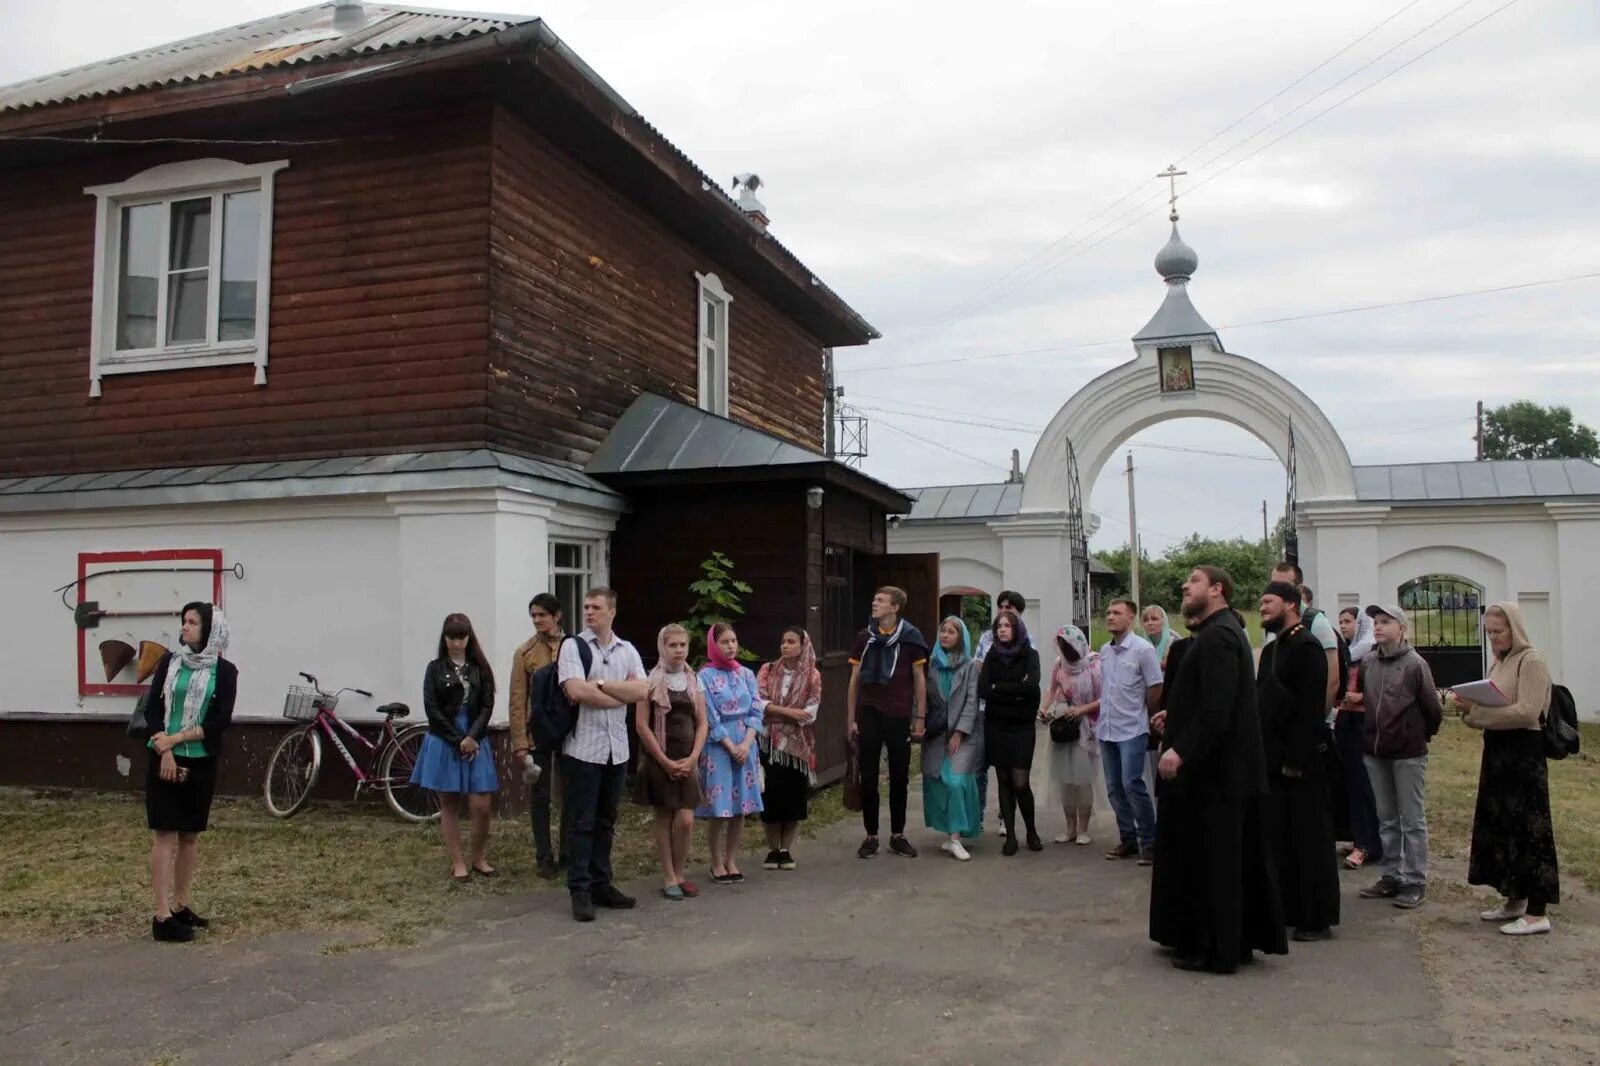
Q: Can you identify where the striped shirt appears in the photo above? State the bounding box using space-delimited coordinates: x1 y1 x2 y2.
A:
558 628 646 766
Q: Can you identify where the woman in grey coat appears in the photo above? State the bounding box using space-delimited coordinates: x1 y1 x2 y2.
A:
922 616 984 860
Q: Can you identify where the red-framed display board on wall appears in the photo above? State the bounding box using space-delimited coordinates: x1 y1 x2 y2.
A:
77 549 225 698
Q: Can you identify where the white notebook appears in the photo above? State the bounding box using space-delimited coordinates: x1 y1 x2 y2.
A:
1449 679 1510 707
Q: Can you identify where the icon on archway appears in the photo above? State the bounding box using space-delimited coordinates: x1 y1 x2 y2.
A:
1158 345 1195 393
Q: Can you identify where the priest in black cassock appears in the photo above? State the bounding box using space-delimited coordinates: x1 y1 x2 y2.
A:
1150 565 1287 974
1257 581 1341 942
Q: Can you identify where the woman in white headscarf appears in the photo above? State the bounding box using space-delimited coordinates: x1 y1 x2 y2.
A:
1040 625 1102 846
134 601 237 943
1456 602 1560 936
1335 607 1382 869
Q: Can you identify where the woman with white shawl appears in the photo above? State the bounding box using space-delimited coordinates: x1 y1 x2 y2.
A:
134 601 238 942
1336 607 1382 869
1039 625 1102 845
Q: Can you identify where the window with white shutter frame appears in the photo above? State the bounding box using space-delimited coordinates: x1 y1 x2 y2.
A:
694 271 732 416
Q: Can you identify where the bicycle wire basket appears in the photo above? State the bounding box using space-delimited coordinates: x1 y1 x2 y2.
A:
283 685 335 721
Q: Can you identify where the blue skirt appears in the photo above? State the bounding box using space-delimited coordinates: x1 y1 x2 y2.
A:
410 711 499 795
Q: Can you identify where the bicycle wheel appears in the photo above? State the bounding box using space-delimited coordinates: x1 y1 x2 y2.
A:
379 725 439 823
263 725 322 818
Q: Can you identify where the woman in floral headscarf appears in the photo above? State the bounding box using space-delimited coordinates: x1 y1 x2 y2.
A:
134 601 237 943
758 626 823 871
1040 625 1101 846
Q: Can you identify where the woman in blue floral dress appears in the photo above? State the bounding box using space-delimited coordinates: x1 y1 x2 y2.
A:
695 623 766 883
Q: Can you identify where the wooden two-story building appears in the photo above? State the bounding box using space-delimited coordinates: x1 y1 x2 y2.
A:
0 2 929 798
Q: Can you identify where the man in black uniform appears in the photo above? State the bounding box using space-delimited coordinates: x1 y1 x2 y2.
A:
1257 581 1340 942
1150 566 1287 974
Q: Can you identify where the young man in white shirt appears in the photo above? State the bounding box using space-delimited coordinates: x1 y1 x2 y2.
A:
558 588 649 922
1098 598 1163 864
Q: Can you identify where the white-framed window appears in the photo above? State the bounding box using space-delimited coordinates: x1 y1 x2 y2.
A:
550 540 596 628
694 271 732 416
84 158 289 397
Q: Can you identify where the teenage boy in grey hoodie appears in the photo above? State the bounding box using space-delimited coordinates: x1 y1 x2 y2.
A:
1352 603 1443 909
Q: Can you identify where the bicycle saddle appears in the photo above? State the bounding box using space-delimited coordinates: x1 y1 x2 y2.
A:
376 702 410 718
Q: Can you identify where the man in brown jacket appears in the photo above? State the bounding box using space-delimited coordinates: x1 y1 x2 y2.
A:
509 593 567 879
1353 603 1443 910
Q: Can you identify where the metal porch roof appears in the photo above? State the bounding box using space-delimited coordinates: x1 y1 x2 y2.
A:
586 393 828 475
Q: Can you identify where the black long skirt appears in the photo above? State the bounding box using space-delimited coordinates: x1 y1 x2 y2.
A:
1468 729 1560 905
145 753 219 833
760 759 810 823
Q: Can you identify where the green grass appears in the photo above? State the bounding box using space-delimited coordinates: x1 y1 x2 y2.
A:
0 782 850 946
1426 715 1600 894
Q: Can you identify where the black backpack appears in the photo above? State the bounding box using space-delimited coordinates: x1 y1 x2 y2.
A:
530 636 592 751
1543 683 1581 761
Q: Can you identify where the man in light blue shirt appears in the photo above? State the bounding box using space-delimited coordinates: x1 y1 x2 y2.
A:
1098 598 1163 862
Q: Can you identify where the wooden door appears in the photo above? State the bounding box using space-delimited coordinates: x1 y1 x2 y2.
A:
873 552 940 643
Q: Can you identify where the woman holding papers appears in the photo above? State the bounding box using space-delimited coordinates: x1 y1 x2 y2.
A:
1454 603 1560 936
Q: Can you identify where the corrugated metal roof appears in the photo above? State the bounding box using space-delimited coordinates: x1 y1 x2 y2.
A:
1352 459 1600 503
586 393 826 474
0 3 536 112
899 482 1024 522
0 449 623 513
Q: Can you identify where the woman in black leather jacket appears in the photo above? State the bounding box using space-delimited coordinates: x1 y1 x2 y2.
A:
978 611 1043 854
410 613 499 881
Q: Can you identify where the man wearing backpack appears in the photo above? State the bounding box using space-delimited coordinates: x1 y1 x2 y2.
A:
1354 603 1443 910
557 588 649 922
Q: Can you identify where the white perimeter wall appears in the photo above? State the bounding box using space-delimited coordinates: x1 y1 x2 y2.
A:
0 488 616 727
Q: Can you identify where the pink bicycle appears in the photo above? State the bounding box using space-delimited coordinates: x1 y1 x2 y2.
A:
262 671 439 822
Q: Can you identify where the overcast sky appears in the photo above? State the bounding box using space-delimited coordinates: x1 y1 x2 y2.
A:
4 0 1597 551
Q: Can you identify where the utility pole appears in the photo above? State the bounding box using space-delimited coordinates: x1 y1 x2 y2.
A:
1126 452 1141 606
1474 400 1484 461
1262 500 1269 551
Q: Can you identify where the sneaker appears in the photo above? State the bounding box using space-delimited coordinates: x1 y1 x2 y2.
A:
998 824 1009 838
1360 876 1401 899
948 839 972 862
1481 901 1527 922
1074 834 1091 846
151 915 194 943
1054 834 1072 845
171 906 209 930
857 837 879 859
1105 842 1138 861
1392 884 1426 910
777 851 797 870
889 835 918 858
763 850 782 870
1499 916 1552 936
570 893 596 922
1136 847 1155 867
592 885 637 910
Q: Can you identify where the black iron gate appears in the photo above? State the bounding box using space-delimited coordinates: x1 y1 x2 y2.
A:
1283 420 1299 566
1398 575 1486 687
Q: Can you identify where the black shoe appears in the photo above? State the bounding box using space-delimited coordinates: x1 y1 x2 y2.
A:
1172 953 1236 975
777 851 797 870
1136 848 1155 867
171 906 209 930
1293 927 1334 942
1360 876 1401 899
536 858 561 881
1002 837 1020 857
592 885 638 910
889 836 918 858
1025 834 1044 853
1105 842 1139 860
152 916 194 942
763 850 782 870
858 837 879 859
570 892 596 922
1392 884 1426 910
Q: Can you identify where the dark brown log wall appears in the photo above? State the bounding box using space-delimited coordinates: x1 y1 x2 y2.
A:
0 103 495 478
486 107 827 467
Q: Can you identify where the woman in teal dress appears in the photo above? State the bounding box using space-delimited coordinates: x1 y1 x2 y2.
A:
137 602 237 943
922 616 983 860
695 623 766 884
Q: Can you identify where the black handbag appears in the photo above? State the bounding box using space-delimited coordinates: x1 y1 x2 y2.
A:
1049 713 1081 744
126 685 156 740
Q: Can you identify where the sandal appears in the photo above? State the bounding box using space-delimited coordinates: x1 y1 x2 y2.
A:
679 881 700 897
660 885 686 901
1342 849 1367 870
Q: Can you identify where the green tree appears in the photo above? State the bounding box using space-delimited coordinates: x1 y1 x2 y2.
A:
959 594 991 648
1481 401 1600 461
682 551 759 666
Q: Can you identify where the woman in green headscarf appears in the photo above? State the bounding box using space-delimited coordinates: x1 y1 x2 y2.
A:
1141 605 1175 667
921 616 984 860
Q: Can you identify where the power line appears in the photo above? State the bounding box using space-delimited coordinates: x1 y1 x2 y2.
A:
870 416 1012 472
897 0 1515 329
840 268 1600 374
